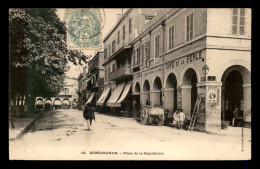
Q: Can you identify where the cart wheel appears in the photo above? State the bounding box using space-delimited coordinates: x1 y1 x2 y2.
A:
140 107 148 125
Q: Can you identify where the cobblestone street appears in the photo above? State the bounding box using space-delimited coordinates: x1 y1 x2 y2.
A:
9 109 251 160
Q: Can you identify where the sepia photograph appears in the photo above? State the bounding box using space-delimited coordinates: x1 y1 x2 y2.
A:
9 8 251 160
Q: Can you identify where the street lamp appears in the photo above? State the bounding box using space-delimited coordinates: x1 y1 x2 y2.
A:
202 64 209 81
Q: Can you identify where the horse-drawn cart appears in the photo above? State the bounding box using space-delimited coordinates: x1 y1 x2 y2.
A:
140 106 166 126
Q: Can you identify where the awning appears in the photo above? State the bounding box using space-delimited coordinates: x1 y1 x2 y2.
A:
86 92 95 104
96 88 111 106
115 84 132 107
107 83 125 107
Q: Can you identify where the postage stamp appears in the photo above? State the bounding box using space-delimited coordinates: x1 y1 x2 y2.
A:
65 8 102 50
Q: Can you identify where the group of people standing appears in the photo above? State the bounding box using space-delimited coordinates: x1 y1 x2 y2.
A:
173 108 186 130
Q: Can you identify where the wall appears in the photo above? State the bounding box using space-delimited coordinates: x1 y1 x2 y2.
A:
206 8 251 38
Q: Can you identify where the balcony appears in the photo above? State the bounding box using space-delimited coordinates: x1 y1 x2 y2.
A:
109 65 132 81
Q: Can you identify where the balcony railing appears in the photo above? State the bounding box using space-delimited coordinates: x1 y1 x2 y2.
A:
109 65 131 81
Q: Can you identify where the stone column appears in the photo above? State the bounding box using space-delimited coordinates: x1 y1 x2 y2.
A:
195 83 207 131
151 90 161 106
201 82 223 132
163 88 174 116
221 86 225 120
181 85 192 120
243 83 251 128
141 91 150 106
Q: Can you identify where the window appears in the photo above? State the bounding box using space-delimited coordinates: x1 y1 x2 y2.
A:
63 88 69 94
112 63 116 72
141 45 144 65
145 41 150 67
137 47 140 65
155 35 160 58
232 8 245 35
169 25 175 50
112 40 116 53
133 49 135 65
109 45 111 57
104 48 107 60
105 68 107 81
129 18 132 34
118 31 120 44
123 25 125 40
186 12 194 41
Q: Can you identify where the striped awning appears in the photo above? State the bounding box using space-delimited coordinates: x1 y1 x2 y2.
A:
115 84 131 107
86 92 95 104
96 88 111 106
107 83 125 107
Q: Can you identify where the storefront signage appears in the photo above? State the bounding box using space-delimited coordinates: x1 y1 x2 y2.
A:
143 67 162 77
165 50 203 70
177 87 182 108
207 86 219 110
134 73 142 79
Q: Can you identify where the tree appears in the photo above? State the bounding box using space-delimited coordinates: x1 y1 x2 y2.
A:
9 8 87 114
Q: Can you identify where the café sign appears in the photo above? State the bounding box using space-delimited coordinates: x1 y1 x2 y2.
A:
166 50 204 69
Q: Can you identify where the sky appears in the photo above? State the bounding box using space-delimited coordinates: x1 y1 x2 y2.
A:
56 8 127 78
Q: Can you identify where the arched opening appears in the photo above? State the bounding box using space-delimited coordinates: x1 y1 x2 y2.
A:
44 98 52 110
165 73 178 114
143 80 150 105
133 82 141 116
221 65 251 127
63 98 70 109
152 77 163 106
135 82 141 94
35 98 44 110
54 98 62 109
182 68 198 116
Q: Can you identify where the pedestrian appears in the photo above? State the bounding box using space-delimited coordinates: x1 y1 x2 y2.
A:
9 100 16 129
146 99 150 105
83 103 95 131
178 109 186 130
232 105 239 127
173 109 180 129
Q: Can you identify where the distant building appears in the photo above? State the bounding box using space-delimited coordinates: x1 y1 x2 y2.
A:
78 64 88 110
86 52 105 109
35 76 78 110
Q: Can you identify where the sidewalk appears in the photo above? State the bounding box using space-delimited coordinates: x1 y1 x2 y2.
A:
9 112 44 140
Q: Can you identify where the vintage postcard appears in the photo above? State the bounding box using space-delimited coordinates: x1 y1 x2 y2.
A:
9 8 251 160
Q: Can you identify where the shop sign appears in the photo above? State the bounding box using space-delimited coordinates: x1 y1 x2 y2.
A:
134 73 141 79
143 67 162 77
165 50 203 70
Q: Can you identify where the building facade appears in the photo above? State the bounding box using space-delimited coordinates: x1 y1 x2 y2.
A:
78 64 89 110
86 52 105 109
130 8 251 131
101 8 167 116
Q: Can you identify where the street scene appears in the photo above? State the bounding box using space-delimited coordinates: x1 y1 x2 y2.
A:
9 8 251 160
9 109 251 160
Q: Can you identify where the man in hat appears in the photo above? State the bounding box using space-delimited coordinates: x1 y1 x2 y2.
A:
83 103 95 131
